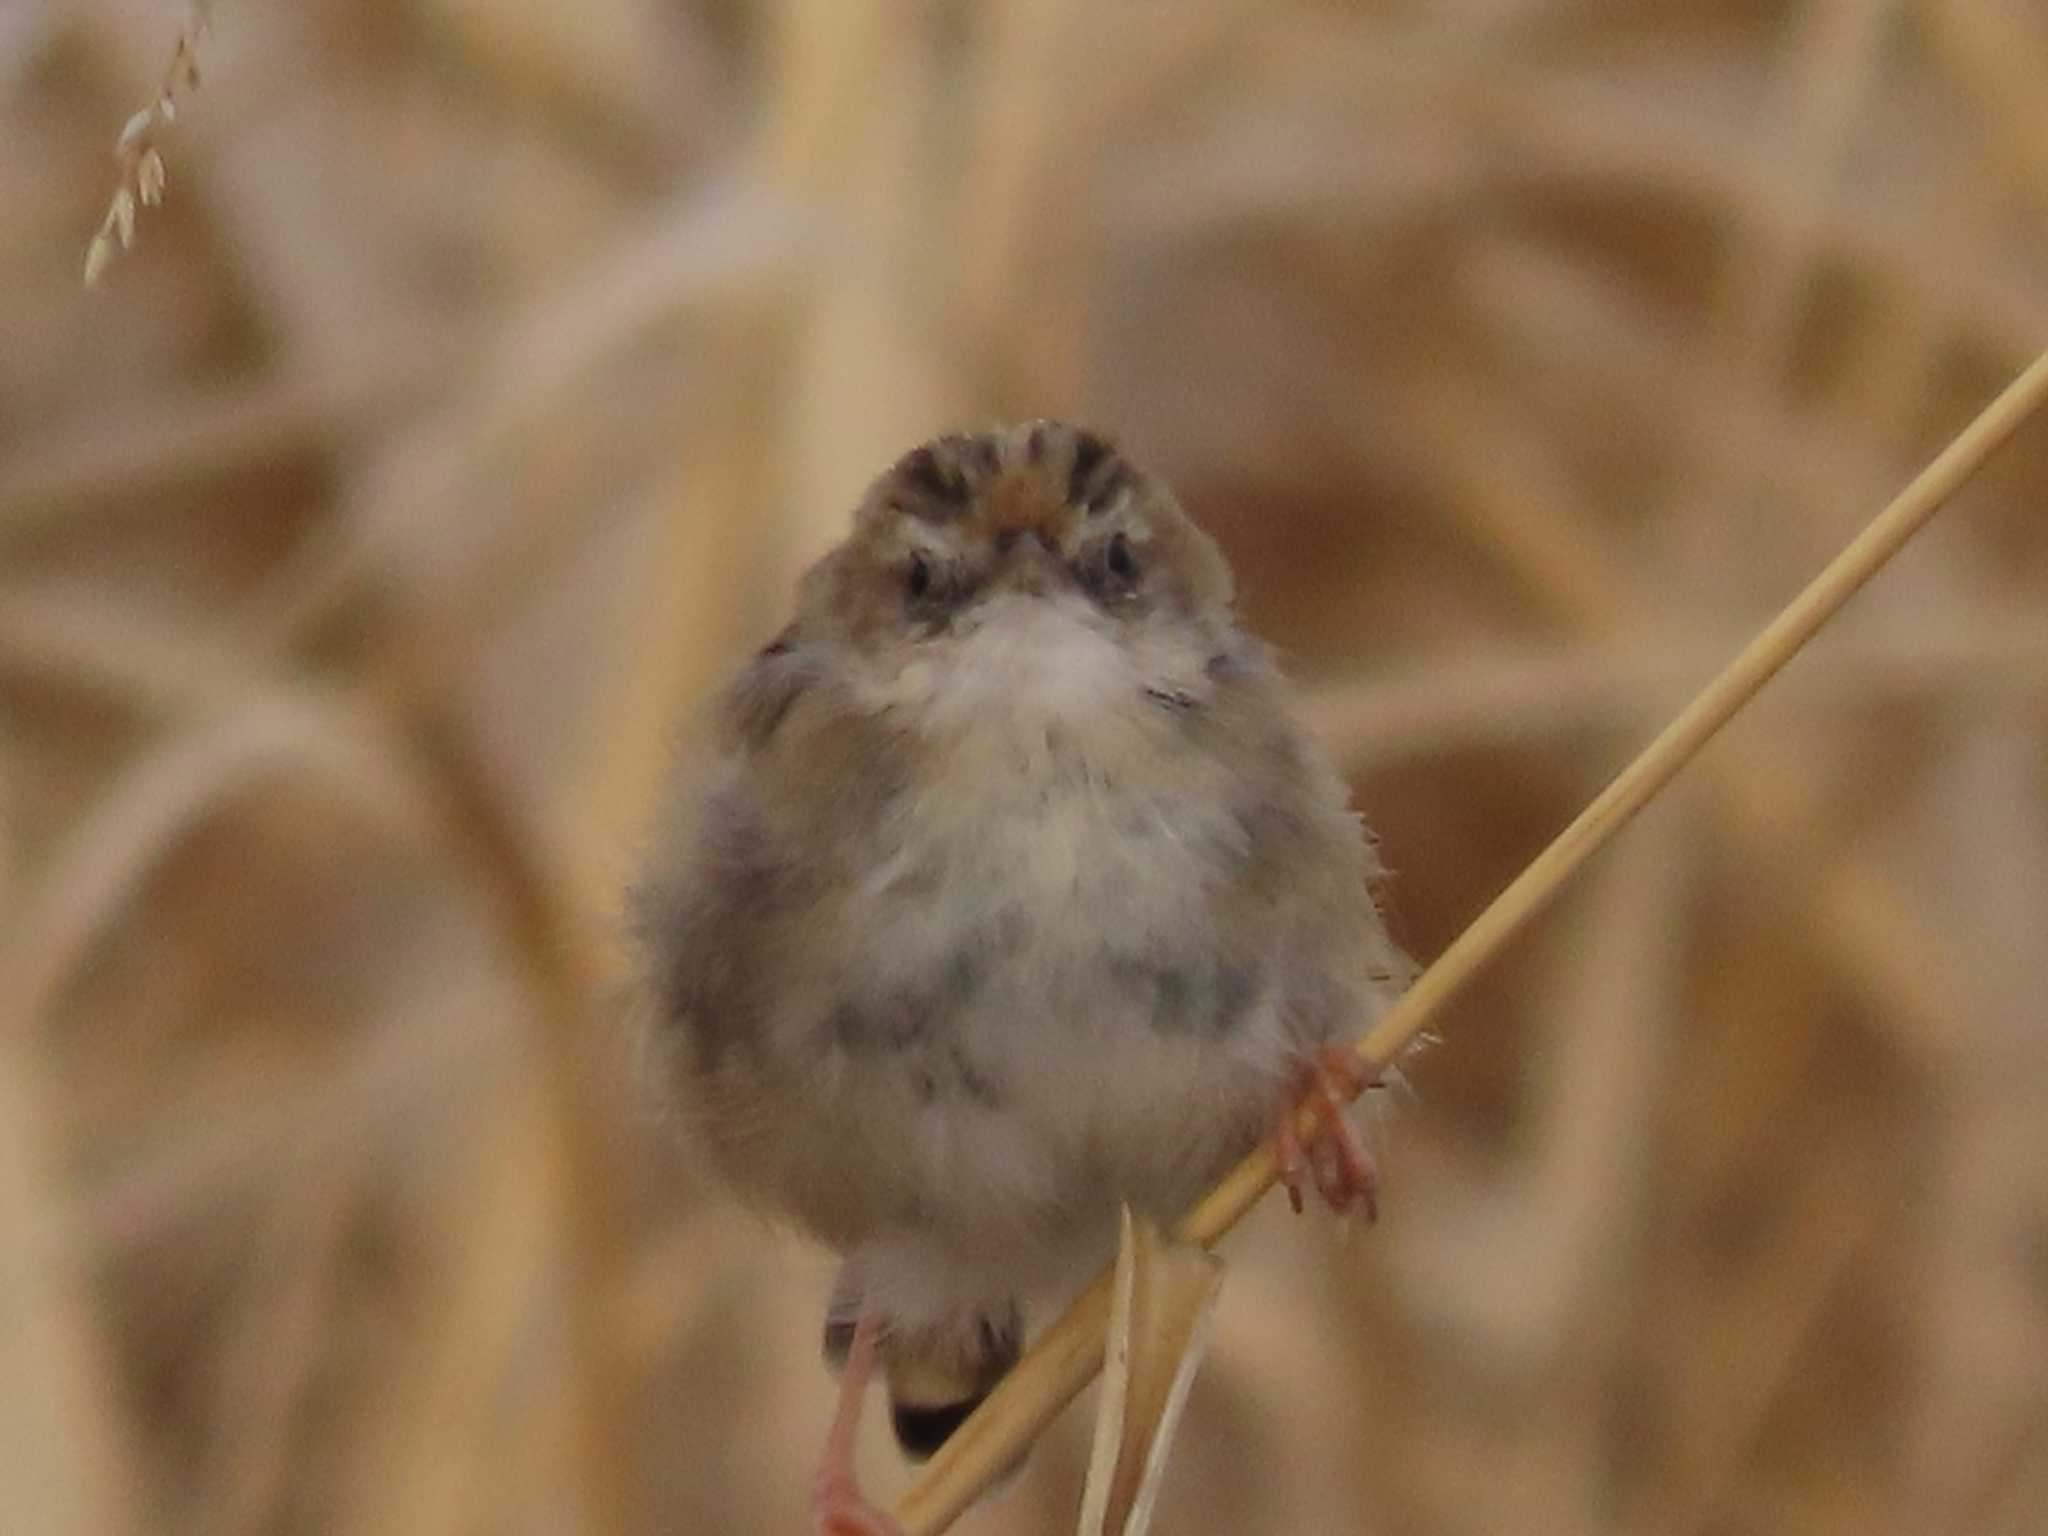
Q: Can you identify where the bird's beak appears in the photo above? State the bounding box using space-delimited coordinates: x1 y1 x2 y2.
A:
975 470 1078 601
991 530 1065 598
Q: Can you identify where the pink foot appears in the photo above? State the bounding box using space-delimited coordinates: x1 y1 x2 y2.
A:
1272 1044 1381 1221
813 1484 905 1536
811 1309 904 1536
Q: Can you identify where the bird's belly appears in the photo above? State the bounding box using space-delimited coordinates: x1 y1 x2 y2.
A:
803 772 1290 1262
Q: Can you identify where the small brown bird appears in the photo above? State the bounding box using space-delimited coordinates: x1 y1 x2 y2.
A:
632 422 1407 1534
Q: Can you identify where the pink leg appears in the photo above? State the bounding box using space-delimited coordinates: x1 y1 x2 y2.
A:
1272 1045 1382 1222
813 1311 905 1536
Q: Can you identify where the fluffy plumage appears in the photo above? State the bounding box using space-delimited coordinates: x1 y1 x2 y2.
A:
632 421 1407 1458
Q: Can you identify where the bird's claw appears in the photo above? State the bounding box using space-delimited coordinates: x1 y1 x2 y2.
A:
1272 1044 1380 1221
813 1491 905 1536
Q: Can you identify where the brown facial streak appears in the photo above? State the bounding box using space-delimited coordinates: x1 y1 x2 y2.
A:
1065 431 1110 504
893 444 970 521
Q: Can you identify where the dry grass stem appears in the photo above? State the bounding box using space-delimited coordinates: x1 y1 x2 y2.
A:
1076 1210 1225 1536
82 2 209 286
0 602 633 1531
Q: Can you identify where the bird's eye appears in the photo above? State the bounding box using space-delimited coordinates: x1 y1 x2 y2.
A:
1076 532 1143 606
905 550 971 622
1106 533 1138 584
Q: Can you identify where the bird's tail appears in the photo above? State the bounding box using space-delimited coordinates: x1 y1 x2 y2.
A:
881 1309 1021 1459
823 1271 1023 1461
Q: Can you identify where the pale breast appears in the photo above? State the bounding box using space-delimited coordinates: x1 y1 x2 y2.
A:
798 690 1292 1254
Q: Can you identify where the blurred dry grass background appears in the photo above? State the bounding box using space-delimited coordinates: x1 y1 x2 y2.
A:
5 1 2048 1533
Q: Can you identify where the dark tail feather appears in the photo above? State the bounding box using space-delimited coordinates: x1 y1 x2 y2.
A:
821 1260 862 1368
885 1307 1023 1462
819 1262 1024 1464
890 1396 985 1461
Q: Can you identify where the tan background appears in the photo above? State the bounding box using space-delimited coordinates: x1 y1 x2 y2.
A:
5 2 2048 1533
